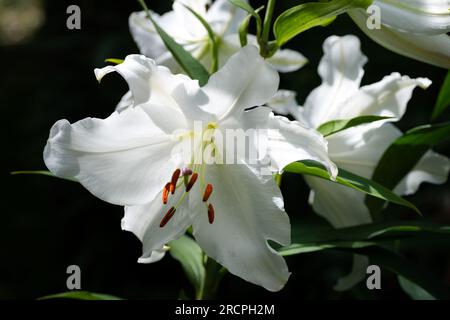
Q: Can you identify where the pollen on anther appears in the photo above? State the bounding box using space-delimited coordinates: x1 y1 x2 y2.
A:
186 173 198 192
181 168 193 176
202 184 213 202
207 204 215 224
162 182 171 204
160 207 176 228
170 169 181 194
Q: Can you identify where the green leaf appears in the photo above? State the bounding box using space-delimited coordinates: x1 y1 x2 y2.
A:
317 116 392 137
281 219 450 299
168 235 205 299
273 0 372 46
284 160 420 214
104 58 124 65
39 291 123 300
279 241 375 256
367 122 450 216
138 0 210 85
398 276 436 300
432 71 450 120
228 0 258 16
11 170 77 182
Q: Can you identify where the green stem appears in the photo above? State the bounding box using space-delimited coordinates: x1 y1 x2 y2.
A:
196 256 227 300
260 0 276 56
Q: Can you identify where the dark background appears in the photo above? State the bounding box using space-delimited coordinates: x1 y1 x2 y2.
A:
2 0 449 299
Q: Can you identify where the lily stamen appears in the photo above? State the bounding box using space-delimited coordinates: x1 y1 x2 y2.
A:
162 182 171 204
160 207 176 228
186 173 198 192
170 168 181 194
202 184 213 202
207 204 214 224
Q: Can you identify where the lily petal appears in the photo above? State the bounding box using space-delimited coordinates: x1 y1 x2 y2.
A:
267 48 308 73
395 150 450 195
44 104 184 206
266 112 338 178
349 10 450 69
306 176 372 227
303 35 368 128
192 163 291 292
122 191 192 263
221 34 307 73
202 45 279 121
335 72 431 121
95 54 193 109
372 0 450 35
266 90 307 123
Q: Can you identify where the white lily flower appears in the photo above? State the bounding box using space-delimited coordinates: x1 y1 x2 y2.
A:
129 0 307 73
267 35 450 288
348 0 450 68
44 46 337 291
268 35 450 228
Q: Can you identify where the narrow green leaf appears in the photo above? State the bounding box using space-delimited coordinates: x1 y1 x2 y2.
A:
367 122 450 216
168 235 205 298
274 0 372 46
279 241 374 256
138 0 210 85
285 160 420 214
11 170 77 182
432 71 450 120
398 276 436 300
104 58 124 65
228 0 257 16
39 291 123 300
317 116 392 137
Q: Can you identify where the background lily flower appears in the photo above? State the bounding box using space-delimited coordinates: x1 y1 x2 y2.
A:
44 46 336 291
267 35 450 288
129 0 307 73
268 35 450 228
349 0 450 68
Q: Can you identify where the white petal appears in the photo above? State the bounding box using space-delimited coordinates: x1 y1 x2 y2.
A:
265 112 338 178
129 11 167 58
202 45 279 121
221 34 307 73
395 151 450 195
302 35 368 128
306 176 372 227
267 48 308 73
207 0 247 36
44 104 185 206
329 124 401 178
137 247 167 264
115 91 133 112
122 191 192 262
266 90 306 122
334 255 370 291
191 163 291 292
334 73 431 121
349 10 450 69
372 0 450 35
95 55 195 110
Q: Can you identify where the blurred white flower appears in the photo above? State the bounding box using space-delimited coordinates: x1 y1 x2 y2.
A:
44 46 336 291
267 35 450 288
129 0 307 73
349 0 450 68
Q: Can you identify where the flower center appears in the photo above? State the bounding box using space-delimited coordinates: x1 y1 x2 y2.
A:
159 123 218 228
